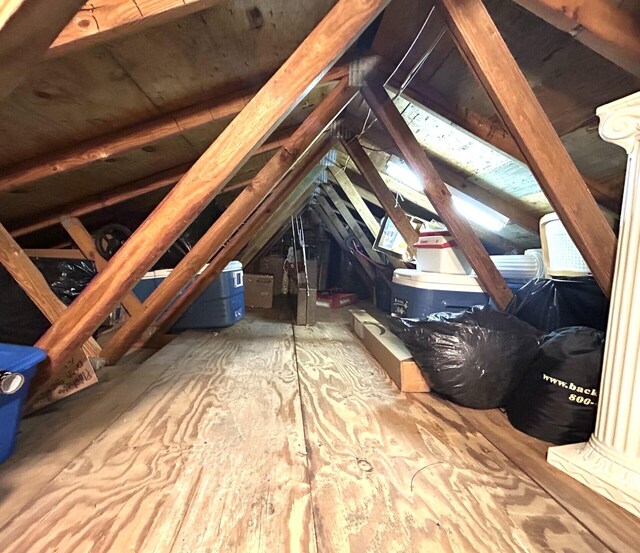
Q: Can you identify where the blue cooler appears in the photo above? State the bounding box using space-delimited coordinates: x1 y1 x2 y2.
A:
134 261 245 330
0 344 46 463
392 269 489 319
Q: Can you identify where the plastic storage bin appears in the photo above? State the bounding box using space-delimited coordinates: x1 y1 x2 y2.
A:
134 261 245 329
414 231 471 274
392 269 488 319
540 213 590 277
0 343 46 463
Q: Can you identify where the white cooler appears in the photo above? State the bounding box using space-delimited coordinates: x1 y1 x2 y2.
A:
391 269 489 319
414 231 471 274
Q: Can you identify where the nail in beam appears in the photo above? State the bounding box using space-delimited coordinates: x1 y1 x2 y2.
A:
32 0 391 381
152 138 335 338
435 0 617 296
361 84 514 310
100 81 355 364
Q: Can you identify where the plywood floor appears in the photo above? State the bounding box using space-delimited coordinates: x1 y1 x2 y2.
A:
1 307 638 552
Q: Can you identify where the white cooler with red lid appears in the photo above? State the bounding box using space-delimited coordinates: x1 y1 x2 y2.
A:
414 231 471 274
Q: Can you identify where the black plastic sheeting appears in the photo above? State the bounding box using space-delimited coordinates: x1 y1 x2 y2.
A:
506 327 605 445
390 306 542 409
0 259 96 346
507 277 609 332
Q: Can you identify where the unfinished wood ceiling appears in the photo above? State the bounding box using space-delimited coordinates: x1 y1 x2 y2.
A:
0 0 638 250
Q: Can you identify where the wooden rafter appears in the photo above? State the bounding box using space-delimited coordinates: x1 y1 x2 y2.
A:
354 118 541 233
9 132 291 239
361 84 514 310
341 137 419 256
154 140 335 337
0 66 348 193
389 80 622 213
311 199 376 282
0 1 84 103
61 217 144 317
34 0 391 379
348 174 521 253
49 0 226 58
239 172 323 267
100 78 354 365
321 184 385 265
437 0 617 295
511 0 640 78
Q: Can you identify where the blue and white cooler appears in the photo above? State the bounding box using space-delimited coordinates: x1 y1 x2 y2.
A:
134 260 245 330
391 269 489 319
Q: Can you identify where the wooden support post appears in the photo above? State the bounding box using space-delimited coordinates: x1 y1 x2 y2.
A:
153 139 335 337
34 0 391 379
341 137 419 256
361 84 514 310
0 1 85 104
100 80 354 365
61 217 145 317
436 0 617 296
321 184 385 265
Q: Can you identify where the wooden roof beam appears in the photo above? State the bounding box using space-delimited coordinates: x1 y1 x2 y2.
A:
341 137 419 256
9 131 292 239
155 140 335 337
0 1 84 103
350 117 542 234
33 0 391 385
100 79 354 365
511 0 640 78
49 0 226 58
437 0 617 296
0 67 347 193
362 84 514 310
386 80 622 213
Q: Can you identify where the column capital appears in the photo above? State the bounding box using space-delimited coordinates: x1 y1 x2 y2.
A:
597 91 640 155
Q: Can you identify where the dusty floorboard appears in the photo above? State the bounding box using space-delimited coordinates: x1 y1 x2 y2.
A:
0 309 636 552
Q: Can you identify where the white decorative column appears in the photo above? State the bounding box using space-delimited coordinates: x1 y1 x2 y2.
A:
547 91 640 517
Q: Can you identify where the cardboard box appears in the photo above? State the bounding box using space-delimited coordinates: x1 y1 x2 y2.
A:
351 310 430 393
244 274 274 308
259 255 285 295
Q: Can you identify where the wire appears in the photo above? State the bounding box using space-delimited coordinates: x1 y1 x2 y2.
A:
359 6 436 136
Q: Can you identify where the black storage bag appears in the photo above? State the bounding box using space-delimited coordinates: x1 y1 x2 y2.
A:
0 259 96 345
507 277 609 332
506 327 604 445
389 306 541 409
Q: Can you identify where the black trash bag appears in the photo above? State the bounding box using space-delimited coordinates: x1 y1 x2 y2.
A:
506 327 604 445
507 277 609 332
389 306 542 408
0 259 96 345
34 259 96 305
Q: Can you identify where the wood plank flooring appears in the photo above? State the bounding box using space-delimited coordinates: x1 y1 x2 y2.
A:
0 308 637 552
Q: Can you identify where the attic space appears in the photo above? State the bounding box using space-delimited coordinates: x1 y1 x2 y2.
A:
0 0 640 551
